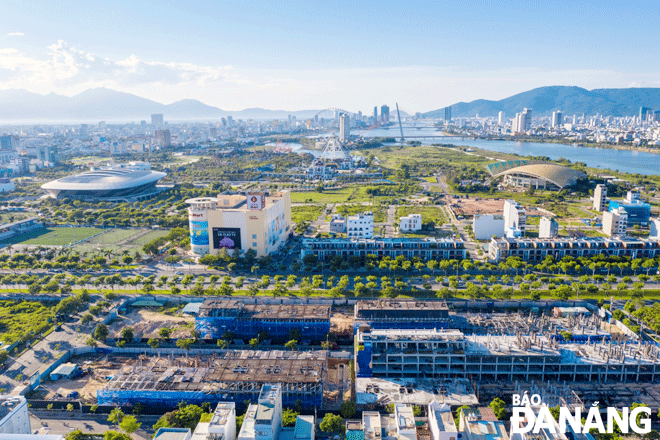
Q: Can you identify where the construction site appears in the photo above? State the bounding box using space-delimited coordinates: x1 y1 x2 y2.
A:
96 350 333 409
195 300 331 342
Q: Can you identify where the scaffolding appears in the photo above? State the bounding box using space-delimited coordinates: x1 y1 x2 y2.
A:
97 350 327 408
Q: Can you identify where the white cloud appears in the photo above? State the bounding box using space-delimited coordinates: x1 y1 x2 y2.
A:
7 32 24 37
1 40 660 111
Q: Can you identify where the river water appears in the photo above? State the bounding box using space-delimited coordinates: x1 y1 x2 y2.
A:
358 125 660 176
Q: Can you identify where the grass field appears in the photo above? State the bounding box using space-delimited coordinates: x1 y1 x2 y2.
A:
291 205 325 225
3 227 104 246
336 204 387 222
0 300 56 345
396 206 448 225
73 228 170 254
291 188 355 204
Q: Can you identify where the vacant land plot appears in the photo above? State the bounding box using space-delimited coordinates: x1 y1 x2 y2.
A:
107 309 195 340
395 206 448 225
450 198 504 217
336 204 387 222
291 205 325 225
3 227 104 246
0 300 56 344
291 188 354 204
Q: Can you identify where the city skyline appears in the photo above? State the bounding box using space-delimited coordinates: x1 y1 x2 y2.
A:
1 0 659 112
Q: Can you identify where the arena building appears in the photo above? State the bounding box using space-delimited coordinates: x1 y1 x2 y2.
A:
186 191 291 257
41 162 166 201
488 161 586 190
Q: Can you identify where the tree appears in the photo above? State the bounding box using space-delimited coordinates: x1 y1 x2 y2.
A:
119 415 142 434
94 324 109 341
66 429 84 440
285 339 298 351
120 327 134 342
340 400 356 418
249 338 259 348
217 339 228 349
148 338 160 349
176 338 193 351
86 337 98 347
320 413 344 434
159 327 173 339
490 397 507 420
282 408 299 427
104 431 133 440
108 408 125 428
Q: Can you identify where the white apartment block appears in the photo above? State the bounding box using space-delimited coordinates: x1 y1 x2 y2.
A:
593 184 608 211
503 200 526 235
347 212 373 238
651 218 660 238
191 402 237 440
428 401 458 440
538 216 559 239
0 396 30 436
238 384 282 440
399 214 422 232
473 214 505 240
603 208 628 237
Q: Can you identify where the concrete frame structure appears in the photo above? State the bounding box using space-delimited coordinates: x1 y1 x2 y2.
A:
301 237 465 261
488 236 660 262
97 350 327 408
356 327 660 382
195 300 331 342
602 208 628 237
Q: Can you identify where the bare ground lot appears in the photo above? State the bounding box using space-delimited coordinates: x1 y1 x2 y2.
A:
108 310 195 340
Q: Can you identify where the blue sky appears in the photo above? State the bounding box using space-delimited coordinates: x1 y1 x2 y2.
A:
0 0 659 112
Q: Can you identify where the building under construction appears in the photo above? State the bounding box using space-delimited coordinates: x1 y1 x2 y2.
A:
355 326 660 382
97 350 327 409
195 300 331 342
354 300 451 332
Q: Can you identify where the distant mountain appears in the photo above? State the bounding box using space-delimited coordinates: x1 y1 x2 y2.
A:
0 88 325 122
423 86 660 118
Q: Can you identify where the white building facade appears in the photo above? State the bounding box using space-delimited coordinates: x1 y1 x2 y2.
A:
399 214 422 232
347 212 373 239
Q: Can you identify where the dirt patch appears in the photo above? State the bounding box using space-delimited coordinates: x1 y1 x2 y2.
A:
450 198 504 217
330 306 354 335
108 309 195 340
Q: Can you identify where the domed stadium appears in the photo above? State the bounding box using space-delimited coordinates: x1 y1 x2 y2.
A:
42 162 167 200
488 160 586 190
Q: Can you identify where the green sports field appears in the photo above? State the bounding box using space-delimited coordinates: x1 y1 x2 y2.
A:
2 227 104 246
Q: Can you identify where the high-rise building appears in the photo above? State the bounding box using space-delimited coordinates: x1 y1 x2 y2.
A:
373 106 378 121
603 208 628 237
0 135 19 151
538 216 559 238
151 113 164 127
154 129 172 147
503 199 526 235
381 105 390 123
640 107 650 122
444 106 452 123
522 108 532 130
339 113 350 142
593 184 608 211
497 111 505 126
551 111 563 128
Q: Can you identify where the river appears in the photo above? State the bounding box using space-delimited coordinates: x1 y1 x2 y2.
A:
358 125 660 176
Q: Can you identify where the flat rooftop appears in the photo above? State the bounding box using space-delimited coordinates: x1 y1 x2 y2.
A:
102 350 328 393
198 300 331 321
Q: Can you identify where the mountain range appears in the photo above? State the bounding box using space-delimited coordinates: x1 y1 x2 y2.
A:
1 86 658 122
423 86 660 119
0 88 329 122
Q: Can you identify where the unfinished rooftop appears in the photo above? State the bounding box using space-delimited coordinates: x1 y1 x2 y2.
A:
355 300 449 320
198 300 331 321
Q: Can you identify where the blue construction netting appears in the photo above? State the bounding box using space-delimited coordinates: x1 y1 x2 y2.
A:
356 342 372 378
196 317 330 342
354 320 451 333
97 389 322 409
552 334 611 344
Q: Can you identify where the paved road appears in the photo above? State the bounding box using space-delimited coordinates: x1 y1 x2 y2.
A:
0 323 84 394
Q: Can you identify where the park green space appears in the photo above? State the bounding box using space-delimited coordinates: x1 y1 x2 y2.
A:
2 227 104 246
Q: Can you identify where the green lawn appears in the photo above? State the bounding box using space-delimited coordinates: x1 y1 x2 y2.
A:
291 188 354 204
128 230 170 246
3 227 104 246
